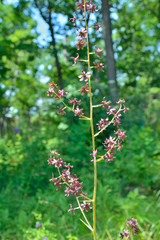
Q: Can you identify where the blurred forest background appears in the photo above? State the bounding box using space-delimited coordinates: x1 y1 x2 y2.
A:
0 0 160 239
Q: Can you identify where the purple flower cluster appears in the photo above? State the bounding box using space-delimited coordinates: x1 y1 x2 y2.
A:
69 98 84 117
77 0 98 12
97 118 109 130
69 0 103 95
47 82 68 98
120 218 139 239
103 129 126 162
47 80 85 117
94 100 129 162
48 150 91 214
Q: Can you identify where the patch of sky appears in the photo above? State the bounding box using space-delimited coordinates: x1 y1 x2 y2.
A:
32 9 49 46
39 76 50 84
157 41 160 53
30 106 37 115
112 29 117 35
6 106 18 118
5 0 19 6
114 52 118 60
150 56 154 61
47 65 52 70
32 9 68 46
94 89 99 95
111 12 118 20
117 46 123 51
128 2 133 8
36 98 43 107
25 69 32 75
118 73 128 86
0 83 5 89
38 64 45 71
144 46 155 52
5 89 15 98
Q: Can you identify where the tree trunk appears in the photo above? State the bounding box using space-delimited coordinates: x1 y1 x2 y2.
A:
34 0 63 88
101 0 118 103
48 8 63 89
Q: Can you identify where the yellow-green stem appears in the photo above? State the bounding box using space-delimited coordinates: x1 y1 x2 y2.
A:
84 1 97 239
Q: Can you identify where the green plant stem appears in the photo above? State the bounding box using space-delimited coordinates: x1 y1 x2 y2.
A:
84 1 97 239
76 197 93 231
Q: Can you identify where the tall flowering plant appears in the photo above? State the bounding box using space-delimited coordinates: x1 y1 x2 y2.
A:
47 1 139 239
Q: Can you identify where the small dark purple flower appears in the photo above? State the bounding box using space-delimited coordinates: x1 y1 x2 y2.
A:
117 140 122 152
35 221 41 228
65 187 70 197
78 84 89 95
41 237 48 240
74 106 84 117
66 163 73 168
55 89 68 99
70 12 77 26
50 150 60 155
62 169 70 182
107 107 116 115
77 27 88 39
103 152 116 162
102 97 111 109
116 99 125 104
77 0 88 12
87 1 98 12
93 60 104 72
126 217 139 236
49 173 57 182
123 105 129 113
95 45 104 58
97 118 109 130
71 53 79 66
14 128 20 134
114 129 127 141
75 39 86 50
54 178 62 191
120 229 130 239
48 81 57 88
57 106 66 115
47 87 54 97
81 201 92 212
52 158 67 168
94 21 101 32
78 70 91 82
69 98 81 106
47 156 53 165
90 149 97 162
68 204 75 216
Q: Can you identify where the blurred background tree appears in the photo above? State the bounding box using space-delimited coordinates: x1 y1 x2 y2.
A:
0 0 160 239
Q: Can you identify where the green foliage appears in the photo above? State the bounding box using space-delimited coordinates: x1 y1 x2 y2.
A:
0 124 160 239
